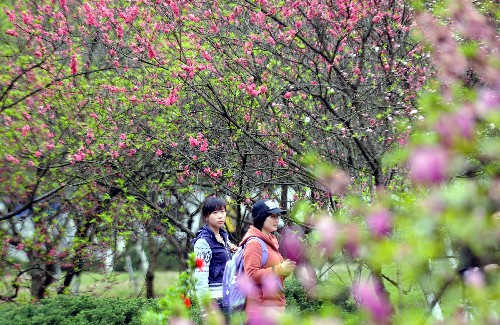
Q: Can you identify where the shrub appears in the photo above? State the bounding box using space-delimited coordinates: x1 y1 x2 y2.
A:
0 295 157 325
283 276 324 315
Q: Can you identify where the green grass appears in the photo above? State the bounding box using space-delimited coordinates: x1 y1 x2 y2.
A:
78 271 179 298
0 270 179 302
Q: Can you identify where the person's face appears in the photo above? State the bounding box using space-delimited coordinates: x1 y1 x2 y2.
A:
206 208 226 230
262 214 280 233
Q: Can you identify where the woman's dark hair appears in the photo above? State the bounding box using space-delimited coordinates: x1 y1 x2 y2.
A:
253 214 268 231
201 196 226 222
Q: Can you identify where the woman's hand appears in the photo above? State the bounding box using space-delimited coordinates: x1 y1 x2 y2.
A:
277 259 296 277
229 243 238 253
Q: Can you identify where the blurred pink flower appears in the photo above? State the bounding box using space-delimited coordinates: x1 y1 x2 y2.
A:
296 263 317 291
434 108 475 147
246 309 279 325
314 216 339 254
352 278 393 324
408 146 450 185
281 226 305 264
476 88 500 117
366 209 393 238
343 224 361 258
170 318 195 325
463 268 485 289
321 170 351 196
237 273 258 297
261 274 281 296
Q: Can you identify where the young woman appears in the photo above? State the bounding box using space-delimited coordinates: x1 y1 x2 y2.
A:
192 196 237 320
241 199 296 322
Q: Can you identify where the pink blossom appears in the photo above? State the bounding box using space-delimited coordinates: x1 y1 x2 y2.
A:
237 273 259 297
119 133 127 140
463 268 485 289
366 209 393 238
21 125 31 136
5 29 18 37
352 278 393 324
244 112 251 122
170 2 179 16
34 151 42 157
408 146 450 185
276 158 288 168
434 109 475 147
199 139 208 152
246 83 259 97
314 216 339 254
70 54 77 75
111 151 119 158
322 170 351 196
343 224 361 258
213 169 222 177
187 14 199 22
166 88 179 105
46 143 55 150
283 92 292 99
476 88 500 117
201 50 212 61
295 21 303 29
171 142 178 147
121 5 139 24
192 155 197 160
60 0 67 10
258 85 267 94
147 45 156 59
189 136 200 147
281 226 305 264
261 274 281 296
170 318 195 325
128 149 137 156
155 149 163 156
296 263 317 291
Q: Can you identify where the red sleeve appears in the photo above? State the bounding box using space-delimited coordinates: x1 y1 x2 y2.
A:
242 240 274 283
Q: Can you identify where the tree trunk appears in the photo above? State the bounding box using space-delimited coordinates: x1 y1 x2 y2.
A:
30 265 55 300
146 232 160 299
58 268 81 294
125 255 140 295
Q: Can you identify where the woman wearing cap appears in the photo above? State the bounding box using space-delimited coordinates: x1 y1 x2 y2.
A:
192 196 237 322
240 198 297 322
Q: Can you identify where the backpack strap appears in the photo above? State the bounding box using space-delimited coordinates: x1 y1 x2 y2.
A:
245 237 268 267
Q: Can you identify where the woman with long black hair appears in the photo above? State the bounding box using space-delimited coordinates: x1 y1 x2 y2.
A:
192 196 237 321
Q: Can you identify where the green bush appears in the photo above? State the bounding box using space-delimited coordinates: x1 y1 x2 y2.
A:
0 295 158 325
284 276 325 315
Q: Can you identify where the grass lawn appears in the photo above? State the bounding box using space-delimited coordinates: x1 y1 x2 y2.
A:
78 270 179 298
0 270 180 302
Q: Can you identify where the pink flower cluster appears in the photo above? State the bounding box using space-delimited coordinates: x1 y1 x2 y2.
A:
188 132 208 152
238 82 267 97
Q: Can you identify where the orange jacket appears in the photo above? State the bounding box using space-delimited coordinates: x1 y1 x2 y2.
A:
240 226 286 310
